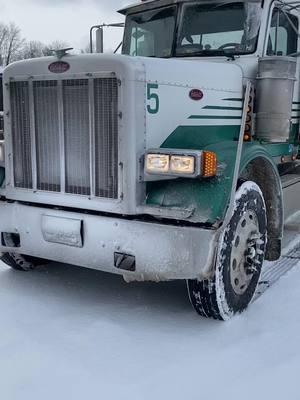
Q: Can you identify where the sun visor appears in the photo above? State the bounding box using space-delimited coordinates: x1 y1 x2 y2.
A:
118 0 263 16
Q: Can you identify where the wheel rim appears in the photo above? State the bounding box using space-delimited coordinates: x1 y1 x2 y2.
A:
230 210 262 296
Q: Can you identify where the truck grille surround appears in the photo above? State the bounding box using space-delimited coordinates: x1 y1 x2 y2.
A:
10 77 119 199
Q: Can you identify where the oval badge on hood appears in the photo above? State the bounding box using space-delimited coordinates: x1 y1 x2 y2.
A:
48 61 70 74
189 89 203 101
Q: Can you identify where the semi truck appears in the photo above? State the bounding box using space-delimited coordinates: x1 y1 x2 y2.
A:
0 0 299 320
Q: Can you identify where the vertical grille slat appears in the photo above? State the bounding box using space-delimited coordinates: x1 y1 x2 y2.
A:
10 76 119 201
34 81 60 192
94 78 118 199
10 82 32 189
63 79 90 196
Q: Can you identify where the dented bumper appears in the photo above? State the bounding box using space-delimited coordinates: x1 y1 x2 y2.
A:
0 202 217 281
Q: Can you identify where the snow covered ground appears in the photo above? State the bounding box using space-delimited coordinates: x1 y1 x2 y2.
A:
0 240 299 399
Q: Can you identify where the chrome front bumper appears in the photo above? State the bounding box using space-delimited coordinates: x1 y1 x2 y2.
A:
0 202 217 282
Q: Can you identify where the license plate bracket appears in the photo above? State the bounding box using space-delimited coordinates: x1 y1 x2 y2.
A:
41 215 83 248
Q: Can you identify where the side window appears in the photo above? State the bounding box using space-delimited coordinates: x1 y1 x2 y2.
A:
129 28 155 57
267 9 298 56
123 7 176 58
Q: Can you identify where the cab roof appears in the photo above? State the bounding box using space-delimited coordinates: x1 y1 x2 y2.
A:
118 0 262 15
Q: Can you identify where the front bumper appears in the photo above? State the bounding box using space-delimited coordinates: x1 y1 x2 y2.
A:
0 202 217 281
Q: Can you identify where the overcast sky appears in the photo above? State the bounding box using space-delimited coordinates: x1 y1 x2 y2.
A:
0 0 130 52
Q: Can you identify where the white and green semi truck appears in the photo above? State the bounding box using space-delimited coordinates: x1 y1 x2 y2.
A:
0 0 299 320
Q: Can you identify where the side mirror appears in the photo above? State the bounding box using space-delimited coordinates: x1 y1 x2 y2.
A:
96 27 104 53
89 23 124 54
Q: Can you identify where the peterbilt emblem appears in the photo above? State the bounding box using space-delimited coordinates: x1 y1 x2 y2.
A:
189 89 204 101
48 61 70 74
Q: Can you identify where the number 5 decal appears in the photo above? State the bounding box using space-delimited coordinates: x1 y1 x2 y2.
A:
147 83 159 114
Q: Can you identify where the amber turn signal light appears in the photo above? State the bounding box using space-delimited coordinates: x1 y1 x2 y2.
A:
202 151 217 178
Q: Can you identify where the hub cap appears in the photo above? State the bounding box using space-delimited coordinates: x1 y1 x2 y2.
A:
230 210 262 295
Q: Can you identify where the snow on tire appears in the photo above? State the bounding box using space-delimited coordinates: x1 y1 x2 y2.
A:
187 181 267 321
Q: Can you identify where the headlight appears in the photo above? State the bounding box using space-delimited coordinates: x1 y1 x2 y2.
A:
146 154 169 173
144 149 217 179
170 155 195 174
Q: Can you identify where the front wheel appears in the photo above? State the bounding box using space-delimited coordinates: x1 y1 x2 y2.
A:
188 181 267 320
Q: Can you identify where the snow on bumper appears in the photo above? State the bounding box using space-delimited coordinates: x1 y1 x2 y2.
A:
0 202 217 281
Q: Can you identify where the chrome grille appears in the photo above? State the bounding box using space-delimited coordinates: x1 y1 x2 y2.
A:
10 77 119 200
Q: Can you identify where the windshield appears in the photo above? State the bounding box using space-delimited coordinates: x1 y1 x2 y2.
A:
176 2 261 57
122 6 177 58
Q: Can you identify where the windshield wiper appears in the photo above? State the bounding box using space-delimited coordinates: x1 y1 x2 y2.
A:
176 49 236 60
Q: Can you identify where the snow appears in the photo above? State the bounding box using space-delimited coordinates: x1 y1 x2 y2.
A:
0 251 299 400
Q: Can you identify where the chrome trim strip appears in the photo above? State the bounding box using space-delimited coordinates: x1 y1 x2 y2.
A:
9 72 115 82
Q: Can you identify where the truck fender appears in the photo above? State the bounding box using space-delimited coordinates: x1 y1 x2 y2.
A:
239 147 283 261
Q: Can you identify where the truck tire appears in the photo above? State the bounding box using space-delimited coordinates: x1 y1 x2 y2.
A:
187 181 267 320
1 233 44 271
